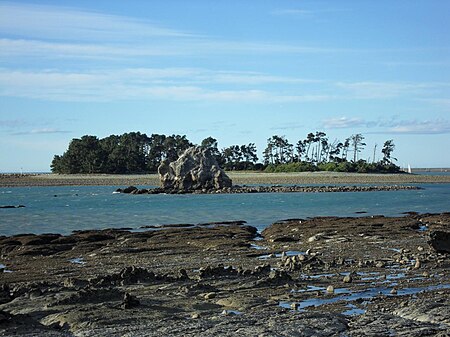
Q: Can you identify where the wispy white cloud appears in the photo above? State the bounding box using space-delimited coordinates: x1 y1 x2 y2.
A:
383 119 450 135
0 68 331 103
0 2 355 63
10 128 71 136
322 117 367 129
0 38 349 62
322 116 450 134
0 2 194 42
335 81 443 99
0 38 182 59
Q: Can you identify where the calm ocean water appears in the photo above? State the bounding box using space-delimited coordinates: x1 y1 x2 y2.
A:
1 184 449 236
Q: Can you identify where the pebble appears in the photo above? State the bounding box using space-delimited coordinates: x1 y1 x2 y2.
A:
191 313 200 319
326 285 335 294
390 288 398 295
375 261 385 268
290 302 299 310
414 259 421 269
343 275 352 283
204 292 216 300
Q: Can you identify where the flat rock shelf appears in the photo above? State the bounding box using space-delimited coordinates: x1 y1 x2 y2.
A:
0 213 449 336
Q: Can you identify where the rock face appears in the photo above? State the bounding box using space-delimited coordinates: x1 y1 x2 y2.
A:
158 146 232 191
429 230 450 253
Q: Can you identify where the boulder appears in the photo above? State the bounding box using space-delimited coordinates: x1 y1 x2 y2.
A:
158 146 232 191
429 231 450 253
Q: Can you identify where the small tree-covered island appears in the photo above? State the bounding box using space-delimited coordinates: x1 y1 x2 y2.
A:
51 131 401 175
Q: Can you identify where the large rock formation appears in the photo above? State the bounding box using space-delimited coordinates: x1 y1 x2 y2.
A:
158 146 232 191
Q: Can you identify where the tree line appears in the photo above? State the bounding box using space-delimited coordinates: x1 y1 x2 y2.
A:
262 132 399 173
51 131 400 174
50 133 259 174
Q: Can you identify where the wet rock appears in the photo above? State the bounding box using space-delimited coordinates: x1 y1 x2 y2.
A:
350 312 450 336
0 284 11 304
89 266 161 286
123 186 139 194
0 310 12 323
429 231 450 253
158 146 232 191
63 277 89 288
199 265 239 279
49 287 123 306
121 292 140 309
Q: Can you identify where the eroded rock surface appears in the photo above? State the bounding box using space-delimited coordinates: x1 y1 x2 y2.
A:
0 213 449 336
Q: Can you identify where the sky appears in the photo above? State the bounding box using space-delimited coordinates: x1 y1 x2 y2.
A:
1 0 449 172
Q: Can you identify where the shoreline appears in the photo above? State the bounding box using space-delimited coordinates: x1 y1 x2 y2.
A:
0 213 449 336
1 171 450 187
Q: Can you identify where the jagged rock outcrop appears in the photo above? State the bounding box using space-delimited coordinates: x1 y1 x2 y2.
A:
158 146 232 191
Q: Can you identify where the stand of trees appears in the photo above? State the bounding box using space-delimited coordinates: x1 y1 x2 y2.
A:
51 131 400 174
51 132 192 174
263 132 400 173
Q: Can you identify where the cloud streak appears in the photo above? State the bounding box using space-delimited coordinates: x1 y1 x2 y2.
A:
0 68 331 103
0 3 356 63
322 116 450 134
0 2 194 42
10 128 71 136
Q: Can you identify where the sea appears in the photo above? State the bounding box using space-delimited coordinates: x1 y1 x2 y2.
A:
1 181 449 236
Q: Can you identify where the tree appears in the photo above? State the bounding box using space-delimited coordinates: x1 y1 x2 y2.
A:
295 140 305 162
240 143 258 169
201 137 222 165
350 134 366 162
264 135 292 164
381 140 397 164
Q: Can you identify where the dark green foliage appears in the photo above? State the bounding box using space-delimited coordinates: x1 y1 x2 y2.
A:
51 132 192 174
221 143 258 170
51 130 401 175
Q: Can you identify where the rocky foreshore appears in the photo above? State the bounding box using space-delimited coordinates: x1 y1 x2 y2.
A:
116 184 422 195
0 213 449 336
2 172 450 187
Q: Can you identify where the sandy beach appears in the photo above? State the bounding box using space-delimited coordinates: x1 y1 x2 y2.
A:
1 171 450 187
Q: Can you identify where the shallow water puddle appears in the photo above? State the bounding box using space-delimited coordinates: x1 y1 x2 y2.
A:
250 243 268 250
258 250 305 260
0 263 13 273
281 283 450 313
342 304 366 316
418 225 428 232
300 273 335 279
69 257 86 265
223 309 243 316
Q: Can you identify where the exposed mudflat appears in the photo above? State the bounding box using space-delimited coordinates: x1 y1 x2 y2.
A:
1 213 449 336
1 171 450 187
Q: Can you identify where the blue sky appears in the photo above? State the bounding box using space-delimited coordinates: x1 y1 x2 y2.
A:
1 0 449 172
